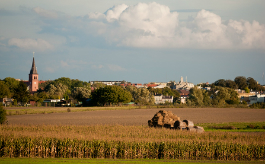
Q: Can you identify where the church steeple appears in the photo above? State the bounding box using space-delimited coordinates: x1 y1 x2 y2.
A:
30 57 38 74
29 53 39 93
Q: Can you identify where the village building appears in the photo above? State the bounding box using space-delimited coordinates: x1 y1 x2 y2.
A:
154 94 173 104
172 76 194 90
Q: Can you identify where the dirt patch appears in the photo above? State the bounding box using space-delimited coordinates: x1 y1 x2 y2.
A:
7 108 265 125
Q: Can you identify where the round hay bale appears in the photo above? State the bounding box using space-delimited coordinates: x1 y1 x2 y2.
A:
174 120 186 128
194 126 205 133
183 120 194 127
186 127 196 132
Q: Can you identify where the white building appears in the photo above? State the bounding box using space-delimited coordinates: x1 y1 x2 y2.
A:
154 94 173 104
249 94 265 104
172 76 194 90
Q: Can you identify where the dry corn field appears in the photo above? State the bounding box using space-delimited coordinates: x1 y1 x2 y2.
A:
2 108 265 160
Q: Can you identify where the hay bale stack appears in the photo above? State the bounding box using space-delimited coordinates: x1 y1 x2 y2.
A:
148 110 204 133
148 110 180 128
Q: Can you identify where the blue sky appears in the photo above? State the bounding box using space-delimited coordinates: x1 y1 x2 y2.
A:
0 0 265 85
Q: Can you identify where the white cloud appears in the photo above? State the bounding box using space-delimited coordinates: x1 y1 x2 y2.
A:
33 7 58 19
107 64 126 71
32 2 265 49
8 38 53 51
60 61 69 67
105 4 128 22
91 65 104 69
99 3 265 49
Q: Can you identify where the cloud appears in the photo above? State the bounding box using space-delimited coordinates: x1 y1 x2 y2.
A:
91 65 104 69
33 3 265 49
60 61 69 67
33 7 58 19
105 4 128 22
107 64 126 71
8 38 53 51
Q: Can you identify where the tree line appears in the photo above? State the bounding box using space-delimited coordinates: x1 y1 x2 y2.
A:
212 76 264 92
0 76 264 107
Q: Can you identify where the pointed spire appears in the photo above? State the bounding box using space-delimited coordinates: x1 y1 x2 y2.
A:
30 56 38 74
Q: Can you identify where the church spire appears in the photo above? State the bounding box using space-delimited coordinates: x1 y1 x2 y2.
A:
30 55 38 74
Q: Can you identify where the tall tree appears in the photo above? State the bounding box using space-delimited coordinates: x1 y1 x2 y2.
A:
0 81 11 98
247 77 258 90
91 85 132 105
226 80 237 89
72 87 91 101
187 86 205 106
214 79 227 87
13 81 29 104
234 76 247 89
126 86 154 105
3 77 19 96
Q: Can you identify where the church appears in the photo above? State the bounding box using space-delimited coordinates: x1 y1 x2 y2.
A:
28 56 39 93
23 56 46 94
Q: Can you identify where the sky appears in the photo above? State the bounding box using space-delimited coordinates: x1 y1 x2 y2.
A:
0 0 265 85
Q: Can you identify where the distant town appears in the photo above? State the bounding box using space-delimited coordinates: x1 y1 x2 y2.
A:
1 57 265 108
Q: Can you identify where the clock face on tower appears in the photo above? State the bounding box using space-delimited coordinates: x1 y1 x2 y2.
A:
34 82 36 84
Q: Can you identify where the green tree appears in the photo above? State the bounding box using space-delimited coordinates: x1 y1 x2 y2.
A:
46 83 68 99
0 81 11 98
187 86 205 106
247 77 258 90
92 85 132 105
13 81 29 105
244 87 250 93
72 87 91 101
0 103 7 124
3 77 19 96
211 86 239 105
214 79 227 87
226 80 237 89
126 86 154 105
234 76 247 89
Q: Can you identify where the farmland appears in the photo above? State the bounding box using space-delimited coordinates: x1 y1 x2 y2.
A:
1 107 265 161
6 107 265 125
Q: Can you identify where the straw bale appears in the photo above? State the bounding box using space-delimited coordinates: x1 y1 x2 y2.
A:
183 120 194 127
174 120 186 128
194 126 205 133
186 127 197 132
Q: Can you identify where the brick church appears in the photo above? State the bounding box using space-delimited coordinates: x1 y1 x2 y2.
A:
23 57 46 94
28 57 39 93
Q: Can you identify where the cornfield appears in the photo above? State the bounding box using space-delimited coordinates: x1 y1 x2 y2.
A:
0 125 264 160
0 136 264 160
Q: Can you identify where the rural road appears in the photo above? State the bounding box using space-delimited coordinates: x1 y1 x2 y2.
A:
7 108 265 125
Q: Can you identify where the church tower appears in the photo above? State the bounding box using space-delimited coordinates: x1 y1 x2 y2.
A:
29 55 38 93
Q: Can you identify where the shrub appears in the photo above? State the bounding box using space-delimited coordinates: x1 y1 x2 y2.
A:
0 103 7 124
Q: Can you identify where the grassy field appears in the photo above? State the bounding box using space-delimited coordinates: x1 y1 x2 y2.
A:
197 122 265 132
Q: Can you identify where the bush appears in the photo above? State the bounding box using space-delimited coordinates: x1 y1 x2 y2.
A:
0 103 7 124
